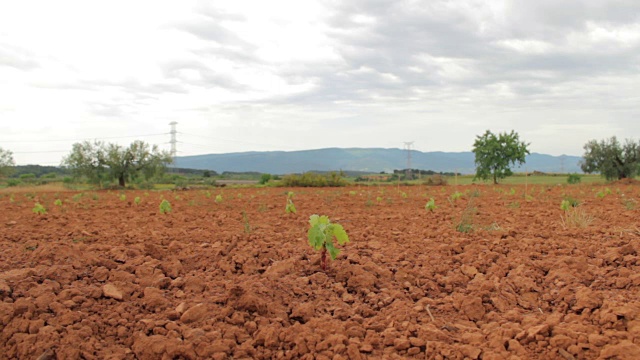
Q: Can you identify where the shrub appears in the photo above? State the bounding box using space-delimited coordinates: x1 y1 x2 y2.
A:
424 175 448 186
6 179 20 187
259 173 272 185
281 172 348 187
567 173 582 184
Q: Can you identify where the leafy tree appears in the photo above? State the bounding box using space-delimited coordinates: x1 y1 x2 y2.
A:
580 136 640 180
62 140 172 187
472 130 530 184
0 147 15 177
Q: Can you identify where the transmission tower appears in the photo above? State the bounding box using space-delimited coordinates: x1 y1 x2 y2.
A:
404 141 414 180
169 122 178 160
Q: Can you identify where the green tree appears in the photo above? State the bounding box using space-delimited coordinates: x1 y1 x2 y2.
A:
473 130 530 184
580 136 640 180
62 140 172 187
0 147 15 177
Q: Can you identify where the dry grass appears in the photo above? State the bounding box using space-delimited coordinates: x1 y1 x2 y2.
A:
560 207 595 229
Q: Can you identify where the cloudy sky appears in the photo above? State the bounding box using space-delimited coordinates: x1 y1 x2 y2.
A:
1 0 639 165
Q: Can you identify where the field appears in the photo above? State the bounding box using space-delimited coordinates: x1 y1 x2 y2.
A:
1 183 640 359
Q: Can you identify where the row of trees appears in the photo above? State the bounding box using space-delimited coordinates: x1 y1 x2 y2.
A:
1 134 639 187
471 131 640 183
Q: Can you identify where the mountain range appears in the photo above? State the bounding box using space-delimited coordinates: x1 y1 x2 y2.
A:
174 148 583 175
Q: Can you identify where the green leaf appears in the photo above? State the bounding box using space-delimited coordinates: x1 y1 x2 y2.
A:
325 240 340 260
309 214 319 227
331 224 350 245
307 225 325 250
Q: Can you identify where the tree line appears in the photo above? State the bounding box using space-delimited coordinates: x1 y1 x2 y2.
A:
1 133 639 186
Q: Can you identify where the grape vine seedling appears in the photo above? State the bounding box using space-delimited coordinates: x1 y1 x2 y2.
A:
215 194 223 203
285 191 296 214
32 203 46 215
307 215 350 271
134 197 141 205
425 198 436 212
159 199 172 214
54 199 63 206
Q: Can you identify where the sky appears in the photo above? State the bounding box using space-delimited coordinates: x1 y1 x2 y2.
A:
0 0 639 165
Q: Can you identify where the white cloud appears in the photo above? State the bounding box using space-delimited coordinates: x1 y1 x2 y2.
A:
1 0 639 165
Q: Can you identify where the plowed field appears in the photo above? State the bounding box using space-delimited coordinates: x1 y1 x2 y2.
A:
1 184 639 359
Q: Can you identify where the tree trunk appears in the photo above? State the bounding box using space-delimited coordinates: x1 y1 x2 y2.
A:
493 173 497 184
119 174 125 187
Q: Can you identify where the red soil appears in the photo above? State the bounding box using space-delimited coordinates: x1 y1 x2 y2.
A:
1 184 639 359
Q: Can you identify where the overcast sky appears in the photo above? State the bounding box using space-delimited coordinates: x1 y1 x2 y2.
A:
1 0 639 165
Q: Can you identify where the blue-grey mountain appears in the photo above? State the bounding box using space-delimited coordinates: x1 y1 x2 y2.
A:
174 148 582 174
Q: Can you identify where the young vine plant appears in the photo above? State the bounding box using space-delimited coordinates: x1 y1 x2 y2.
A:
307 215 350 271
159 199 172 214
285 191 296 214
425 198 436 212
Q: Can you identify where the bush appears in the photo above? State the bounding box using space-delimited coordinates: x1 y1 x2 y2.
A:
567 173 582 184
259 173 272 185
281 172 348 187
6 179 20 187
19 173 36 182
424 174 448 186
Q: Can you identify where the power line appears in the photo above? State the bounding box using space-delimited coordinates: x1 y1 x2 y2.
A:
0 132 169 144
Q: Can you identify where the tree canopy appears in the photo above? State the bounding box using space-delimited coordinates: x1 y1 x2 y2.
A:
472 130 530 184
62 140 172 187
0 147 15 177
580 136 640 180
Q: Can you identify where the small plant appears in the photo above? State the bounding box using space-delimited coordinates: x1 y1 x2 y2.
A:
349 191 357 196
401 192 408 199
159 199 172 214
622 198 637 210
561 197 580 211
119 194 126 201
72 193 83 202
567 173 582 184
425 198 437 212
507 201 520 208
596 187 612 198
215 194 223 204
285 192 297 214
455 199 476 233
307 215 350 271
32 203 46 215
54 199 63 206
242 211 251 234
449 191 463 205
376 196 382 203
205 191 212 198
134 197 141 205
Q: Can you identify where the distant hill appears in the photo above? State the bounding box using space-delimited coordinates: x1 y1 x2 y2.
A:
174 148 583 175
